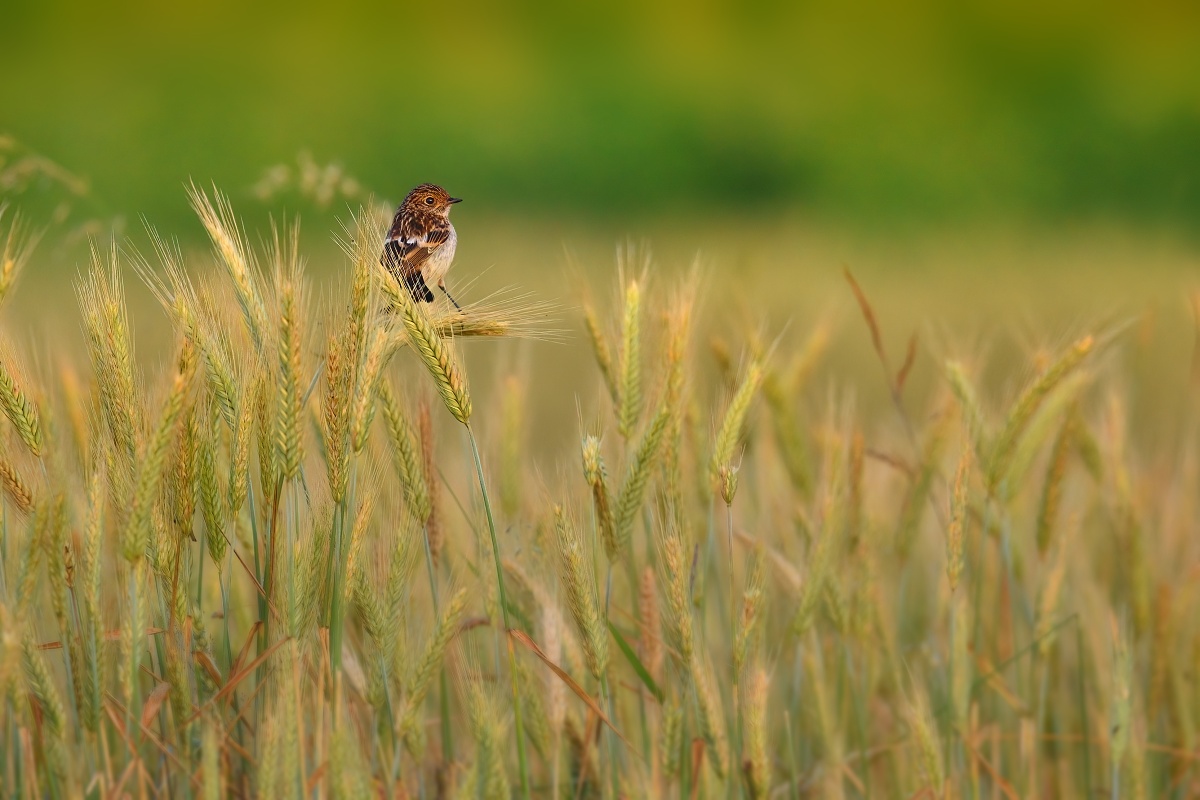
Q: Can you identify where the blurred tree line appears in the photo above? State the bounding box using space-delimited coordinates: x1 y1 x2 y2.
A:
2 0 1198 235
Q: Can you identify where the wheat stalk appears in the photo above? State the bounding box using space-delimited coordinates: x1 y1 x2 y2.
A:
554 505 608 680
122 340 195 563
988 335 1094 492
377 380 432 524
583 299 618 403
189 185 271 351
399 587 468 748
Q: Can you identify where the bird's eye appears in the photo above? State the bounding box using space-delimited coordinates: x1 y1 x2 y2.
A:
425 197 435 205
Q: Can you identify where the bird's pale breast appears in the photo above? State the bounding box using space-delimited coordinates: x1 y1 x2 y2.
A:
423 223 457 284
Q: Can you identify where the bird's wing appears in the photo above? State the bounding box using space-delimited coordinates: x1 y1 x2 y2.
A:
381 216 451 277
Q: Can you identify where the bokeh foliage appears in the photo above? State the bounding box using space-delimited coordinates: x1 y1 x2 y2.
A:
3 0 1200 233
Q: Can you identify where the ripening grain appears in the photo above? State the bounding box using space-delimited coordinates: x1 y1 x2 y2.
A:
0 188 1187 800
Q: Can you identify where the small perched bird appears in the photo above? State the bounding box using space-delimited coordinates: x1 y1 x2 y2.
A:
381 183 463 309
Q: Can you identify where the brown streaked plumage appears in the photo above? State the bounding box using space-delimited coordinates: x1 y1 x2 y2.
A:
381 183 462 308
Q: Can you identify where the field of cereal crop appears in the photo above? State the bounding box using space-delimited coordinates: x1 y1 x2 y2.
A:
1 178 1198 798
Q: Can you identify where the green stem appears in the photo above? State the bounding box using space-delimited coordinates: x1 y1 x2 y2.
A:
330 463 357 700
680 698 692 799
601 675 620 800
438 670 453 767
126 566 141 758
785 707 800 800
328 497 349 691
726 499 741 800
196 527 205 611
422 522 454 767
286 479 298 642
624 554 651 764
466 426 532 800
844 641 871 800
947 596 956 789
1077 622 1092 797
246 479 268 727
5 697 21 798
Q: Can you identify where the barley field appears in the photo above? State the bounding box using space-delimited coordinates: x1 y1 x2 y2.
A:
0 186 1197 800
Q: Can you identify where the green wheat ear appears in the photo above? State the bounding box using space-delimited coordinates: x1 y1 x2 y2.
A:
0 176 1174 799
0 351 43 457
554 505 608 680
617 278 642 439
709 358 764 485
385 271 472 425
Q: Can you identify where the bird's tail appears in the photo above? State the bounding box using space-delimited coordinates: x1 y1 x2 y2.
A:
404 271 436 303
380 245 434 303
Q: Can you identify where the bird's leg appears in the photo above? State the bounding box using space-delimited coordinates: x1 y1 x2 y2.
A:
440 284 463 311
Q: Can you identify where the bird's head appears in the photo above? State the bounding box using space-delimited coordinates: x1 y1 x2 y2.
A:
403 183 462 217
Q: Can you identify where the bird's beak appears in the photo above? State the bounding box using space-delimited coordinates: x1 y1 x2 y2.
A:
448 197 463 204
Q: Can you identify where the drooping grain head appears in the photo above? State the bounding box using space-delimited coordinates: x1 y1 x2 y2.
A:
581 434 618 560
945 360 986 455
0 451 33 515
22 635 66 737
0 208 37 309
583 298 618 404
662 276 696 411
387 277 472 426
400 587 468 751
718 463 739 506
1036 407 1077 556
988 334 1095 493
189 185 271 352
0 346 44 458
343 480 379 583
709 359 764 489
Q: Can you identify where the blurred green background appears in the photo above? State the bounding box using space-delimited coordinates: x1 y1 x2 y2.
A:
5 0 1200 230
3 0 1200 450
